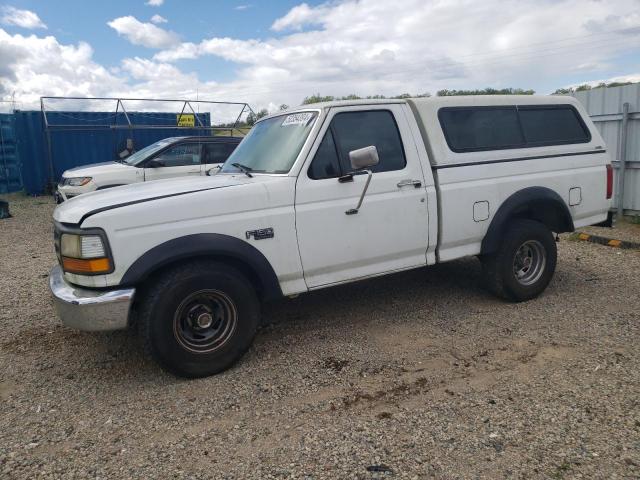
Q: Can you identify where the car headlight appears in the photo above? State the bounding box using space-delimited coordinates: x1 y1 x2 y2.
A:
60 233 113 274
65 177 92 187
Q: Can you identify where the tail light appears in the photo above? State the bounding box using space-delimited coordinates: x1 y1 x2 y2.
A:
606 164 613 199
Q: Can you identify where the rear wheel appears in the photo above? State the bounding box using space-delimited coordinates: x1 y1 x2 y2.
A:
138 260 260 378
481 219 557 302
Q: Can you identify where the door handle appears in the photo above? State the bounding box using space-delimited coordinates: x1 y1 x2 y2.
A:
397 179 422 189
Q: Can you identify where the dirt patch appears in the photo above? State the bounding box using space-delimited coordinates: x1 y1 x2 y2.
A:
1 195 639 479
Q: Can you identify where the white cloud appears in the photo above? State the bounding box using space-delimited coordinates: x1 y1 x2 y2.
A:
146 0 164 6
2 1 640 115
563 73 640 90
108 16 179 49
154 0 640 106
271 3 327 31
235 5 252 11
0 29 124 105
1 6 46 30
150 14 167 24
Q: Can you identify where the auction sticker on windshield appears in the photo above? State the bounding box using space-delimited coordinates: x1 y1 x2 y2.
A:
281 112 314 127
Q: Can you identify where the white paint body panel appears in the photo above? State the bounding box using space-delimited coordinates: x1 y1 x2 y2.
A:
54 174 306 294
408 95 610 261
143 164 203 182
295 103 432 288
52 96 611 296
58 162 141 197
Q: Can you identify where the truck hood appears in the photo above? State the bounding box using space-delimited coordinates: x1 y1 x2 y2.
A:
62 161 134 178
53 174 257 225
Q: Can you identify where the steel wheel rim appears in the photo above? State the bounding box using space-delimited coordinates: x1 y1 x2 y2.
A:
173 289 237 354
512 240 546 286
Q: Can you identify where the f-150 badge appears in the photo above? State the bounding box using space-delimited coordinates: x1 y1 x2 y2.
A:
246 228 274 240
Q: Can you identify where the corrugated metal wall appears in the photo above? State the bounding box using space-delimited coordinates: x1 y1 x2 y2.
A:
8 110 211 195
572 84 640 214
0 114 22 194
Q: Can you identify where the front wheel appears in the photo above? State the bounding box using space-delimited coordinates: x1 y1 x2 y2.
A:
481 219 557 302
137 260 260 378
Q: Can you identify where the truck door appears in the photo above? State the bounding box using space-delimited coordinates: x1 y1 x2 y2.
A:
295 104 429 289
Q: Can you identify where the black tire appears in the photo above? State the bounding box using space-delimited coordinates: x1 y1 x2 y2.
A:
480 219 557 302
137 260 260 378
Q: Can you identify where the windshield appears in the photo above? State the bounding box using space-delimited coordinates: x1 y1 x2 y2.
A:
123 138 175 166
220 111 317 174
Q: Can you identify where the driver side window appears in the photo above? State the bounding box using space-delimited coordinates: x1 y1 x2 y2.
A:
153 143 202 167
308 110 407 180
308 129 341 180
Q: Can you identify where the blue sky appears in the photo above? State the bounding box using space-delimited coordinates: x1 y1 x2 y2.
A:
0 0 639 114
5 0 321 82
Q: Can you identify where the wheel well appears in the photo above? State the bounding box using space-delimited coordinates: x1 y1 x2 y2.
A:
481 187 574 256
508 198 573 233
135 254 268 300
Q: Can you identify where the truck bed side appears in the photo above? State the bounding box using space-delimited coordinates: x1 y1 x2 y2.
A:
408 96 611 262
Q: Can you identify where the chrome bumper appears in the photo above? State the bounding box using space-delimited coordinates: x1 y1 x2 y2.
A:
49 265 135 331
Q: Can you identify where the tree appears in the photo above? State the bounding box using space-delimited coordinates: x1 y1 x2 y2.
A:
436 87 534 96
302 94 336 105
279 104 289 111
246 108 269 126
301 92 432 104
552 81 636 95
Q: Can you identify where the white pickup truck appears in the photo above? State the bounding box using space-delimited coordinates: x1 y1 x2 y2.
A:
50 96 612 377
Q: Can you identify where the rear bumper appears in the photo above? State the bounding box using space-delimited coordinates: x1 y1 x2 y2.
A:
49 265 135 331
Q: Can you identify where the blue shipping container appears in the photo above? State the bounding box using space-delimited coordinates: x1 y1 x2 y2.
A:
13 110 212 195
0 114 22 194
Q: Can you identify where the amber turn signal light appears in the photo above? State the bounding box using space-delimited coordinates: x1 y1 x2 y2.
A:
62 257 112 274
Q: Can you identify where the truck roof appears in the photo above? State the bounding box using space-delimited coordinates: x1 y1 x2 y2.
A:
279 95 579 115
407 94 581 108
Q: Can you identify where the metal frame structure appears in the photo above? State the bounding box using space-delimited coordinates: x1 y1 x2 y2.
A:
40 96 255 191
571 85 640 217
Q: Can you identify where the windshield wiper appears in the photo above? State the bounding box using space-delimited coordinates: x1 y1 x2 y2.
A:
232 162 253 178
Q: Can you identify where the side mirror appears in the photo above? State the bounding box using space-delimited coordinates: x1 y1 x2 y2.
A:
345 145 378 215
349 145 379 170
147 158 165 168
206 165 222 176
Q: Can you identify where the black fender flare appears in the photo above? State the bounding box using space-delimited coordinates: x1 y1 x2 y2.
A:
96 184 126 190
120 233 283 300
481 187 574 255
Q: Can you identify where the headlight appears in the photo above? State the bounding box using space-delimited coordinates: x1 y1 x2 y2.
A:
65 177 92 186
60 233 112 274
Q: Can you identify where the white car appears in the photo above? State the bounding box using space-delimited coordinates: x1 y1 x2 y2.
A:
50 96 612 377
55 136 241 202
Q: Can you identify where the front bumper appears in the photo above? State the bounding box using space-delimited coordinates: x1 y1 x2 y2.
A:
56 182 96 203
49 265 135 331
55 188 80 204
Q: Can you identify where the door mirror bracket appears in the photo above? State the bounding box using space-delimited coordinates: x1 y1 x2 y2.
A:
344 146 379 215
206 165 222 176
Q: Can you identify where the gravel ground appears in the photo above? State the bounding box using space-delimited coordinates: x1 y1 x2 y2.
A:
578 219 640 244
1 194 639 479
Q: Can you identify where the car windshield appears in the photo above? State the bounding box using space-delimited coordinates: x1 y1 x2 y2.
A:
122 139 175 166
220 111 317 174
